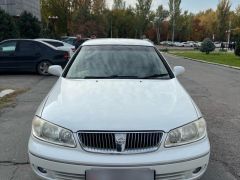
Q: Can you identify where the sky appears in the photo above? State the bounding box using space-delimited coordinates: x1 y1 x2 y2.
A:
106 0 239 13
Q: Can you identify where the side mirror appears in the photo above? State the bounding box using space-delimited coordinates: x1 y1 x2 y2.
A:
48 65 63 76
173 66 185 77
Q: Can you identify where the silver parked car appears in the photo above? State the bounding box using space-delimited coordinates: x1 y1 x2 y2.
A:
36 38 75 57
28 39 210 180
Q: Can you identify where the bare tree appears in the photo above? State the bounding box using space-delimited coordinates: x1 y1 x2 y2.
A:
168 0 181 42
113 0 126 10
216 0 231 41
154 5 169 44
92 0 106 14
136 0 153 38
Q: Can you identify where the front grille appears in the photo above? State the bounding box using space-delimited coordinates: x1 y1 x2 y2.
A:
53 171 188 180
78 131 163 154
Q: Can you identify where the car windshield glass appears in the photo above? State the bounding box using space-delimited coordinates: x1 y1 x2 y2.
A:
65 45 170 79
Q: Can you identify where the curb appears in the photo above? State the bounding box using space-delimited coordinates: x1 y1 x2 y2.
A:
164 53 240 70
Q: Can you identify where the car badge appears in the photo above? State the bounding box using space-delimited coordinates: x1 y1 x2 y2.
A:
115 133 127 152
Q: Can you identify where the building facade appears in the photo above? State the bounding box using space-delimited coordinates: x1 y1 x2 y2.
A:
0 0 41 20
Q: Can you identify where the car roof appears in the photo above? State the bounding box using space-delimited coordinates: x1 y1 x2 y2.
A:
0 39 58 49
36 38 74 47
82 38 154 47
36 38 62 43
1 39 34 43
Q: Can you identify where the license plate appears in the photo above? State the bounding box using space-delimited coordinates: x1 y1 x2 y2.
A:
86 169 155 180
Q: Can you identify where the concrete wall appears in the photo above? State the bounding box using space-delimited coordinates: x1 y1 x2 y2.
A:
0 0 41 20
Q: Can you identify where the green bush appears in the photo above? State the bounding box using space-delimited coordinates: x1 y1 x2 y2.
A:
17 11 41 38
200 38 215 54
234 40 240 57
0 9 19 41
161 48 169 52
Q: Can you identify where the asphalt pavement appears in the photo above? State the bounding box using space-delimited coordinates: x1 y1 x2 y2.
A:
0 54 239 179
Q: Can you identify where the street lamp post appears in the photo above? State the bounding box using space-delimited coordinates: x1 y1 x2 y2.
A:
111 13 113 38
172 0 175 44
157 21 160 45
152 17 165 45
152 17 160 45
227 20 231 48
155 17 161 45
48 16 59 37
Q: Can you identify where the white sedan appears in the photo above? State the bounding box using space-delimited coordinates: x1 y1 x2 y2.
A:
182 42 193 47
36 38 75 57
28 39 210 180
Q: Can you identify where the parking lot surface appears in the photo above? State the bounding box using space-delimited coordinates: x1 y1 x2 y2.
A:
0 54 239 179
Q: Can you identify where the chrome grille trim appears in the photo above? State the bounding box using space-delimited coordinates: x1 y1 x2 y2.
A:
54 171 85 180
78 131 163 154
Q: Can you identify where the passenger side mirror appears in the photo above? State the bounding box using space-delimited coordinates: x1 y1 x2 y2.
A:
48 65 63 77
173 66 185 77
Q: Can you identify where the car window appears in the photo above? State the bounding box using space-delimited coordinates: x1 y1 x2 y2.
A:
45 41 64 47
65 38 76 45
65 45 170 79
0 41 17 53
18 41 41 53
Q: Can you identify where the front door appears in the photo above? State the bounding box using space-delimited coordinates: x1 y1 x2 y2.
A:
0 40 17 70
14 41 41 70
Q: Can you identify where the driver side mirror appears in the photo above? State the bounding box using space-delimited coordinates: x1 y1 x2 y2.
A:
173 66 185 77
48 65 63 77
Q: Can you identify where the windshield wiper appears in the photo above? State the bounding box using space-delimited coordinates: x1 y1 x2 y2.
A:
141 73 169 79
83 75 140 79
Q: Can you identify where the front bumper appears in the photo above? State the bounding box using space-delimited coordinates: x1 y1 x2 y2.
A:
28 135 210 180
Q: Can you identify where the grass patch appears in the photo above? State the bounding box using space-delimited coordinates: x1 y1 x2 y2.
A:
0 89 28 109
169 51 240 68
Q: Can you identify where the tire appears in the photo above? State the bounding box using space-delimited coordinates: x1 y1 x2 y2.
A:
37 60 52 75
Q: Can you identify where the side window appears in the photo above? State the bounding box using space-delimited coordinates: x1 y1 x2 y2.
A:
45 41 63 47
0 41 17 53
18 41 41 53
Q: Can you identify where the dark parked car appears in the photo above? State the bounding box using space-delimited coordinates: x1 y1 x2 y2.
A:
0 39 70 75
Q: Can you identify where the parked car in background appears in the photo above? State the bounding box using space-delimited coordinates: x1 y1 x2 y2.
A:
142 38 154 44
174 42 184 47
62 36 90 46
187 41 195 47
59 36 69 42
29 39 210 180
160 41 173 46
36 38 75 57
214 42 221 48
62 36 77 45
182 42 193 47
196 41 202 47
0 39 70 75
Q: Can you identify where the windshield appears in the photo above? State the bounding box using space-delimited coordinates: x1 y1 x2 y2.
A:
65 45 170 79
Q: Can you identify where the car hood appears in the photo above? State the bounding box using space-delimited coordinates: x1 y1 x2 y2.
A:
40 78 199 132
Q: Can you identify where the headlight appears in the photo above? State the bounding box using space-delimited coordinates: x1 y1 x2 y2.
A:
165 118 207 147
32 116 76 147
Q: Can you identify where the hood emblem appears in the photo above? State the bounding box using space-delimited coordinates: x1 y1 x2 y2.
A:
115 133 127 152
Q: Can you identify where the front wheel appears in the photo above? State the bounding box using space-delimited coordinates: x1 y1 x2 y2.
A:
37 61 52 75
